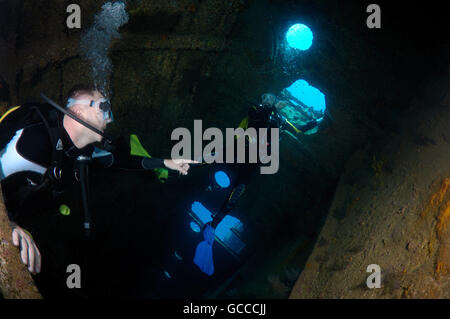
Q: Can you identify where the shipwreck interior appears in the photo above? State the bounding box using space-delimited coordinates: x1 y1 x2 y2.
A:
0 0 448 298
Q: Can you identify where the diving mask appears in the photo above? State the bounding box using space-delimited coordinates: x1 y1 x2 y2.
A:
67 98 114 122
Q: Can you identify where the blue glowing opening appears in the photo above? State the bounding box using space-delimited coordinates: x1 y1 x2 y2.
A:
190 221 201 233
286 79 326 113
286 23 313 50
191 201 213 224
214 171 230 188
215 215 246 255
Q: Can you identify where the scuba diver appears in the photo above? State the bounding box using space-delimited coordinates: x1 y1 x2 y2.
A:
212 93 322 225
0 84 196 275
194 92 323 276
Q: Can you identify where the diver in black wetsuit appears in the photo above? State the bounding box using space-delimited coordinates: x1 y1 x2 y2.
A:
193 92 322 276
0 84 195 275
210 92 322 228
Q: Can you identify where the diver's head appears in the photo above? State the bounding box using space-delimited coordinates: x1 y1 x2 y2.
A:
65 84 113 143
261 93 277 106
261 92 288 112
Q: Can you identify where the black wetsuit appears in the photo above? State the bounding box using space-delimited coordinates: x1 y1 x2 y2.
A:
0 104 164 224
0 103 171 298
211 103 318 227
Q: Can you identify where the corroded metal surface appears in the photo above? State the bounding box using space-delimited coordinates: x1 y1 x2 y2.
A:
0 185 42 299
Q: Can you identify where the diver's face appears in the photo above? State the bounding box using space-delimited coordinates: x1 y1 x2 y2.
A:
262 94 276 106
75 91 112 141
87 91 112 131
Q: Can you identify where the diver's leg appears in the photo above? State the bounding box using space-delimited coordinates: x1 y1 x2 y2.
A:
211 162 257 228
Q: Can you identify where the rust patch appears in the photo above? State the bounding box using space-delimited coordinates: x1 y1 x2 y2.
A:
435 201 450 279
420 178 450 219
437 201 450 238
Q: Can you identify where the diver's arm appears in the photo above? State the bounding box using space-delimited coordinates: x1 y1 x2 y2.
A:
143 157 195 175
91 147 195 175
282 118 318 135
10 221 41 274
91 147 163 170
297 119 318 132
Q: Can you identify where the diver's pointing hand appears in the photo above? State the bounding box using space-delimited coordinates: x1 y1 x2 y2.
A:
163 159 199 175
11 223 41 274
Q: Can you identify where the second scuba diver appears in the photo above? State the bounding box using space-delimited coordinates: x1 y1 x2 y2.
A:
194 92 323 275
